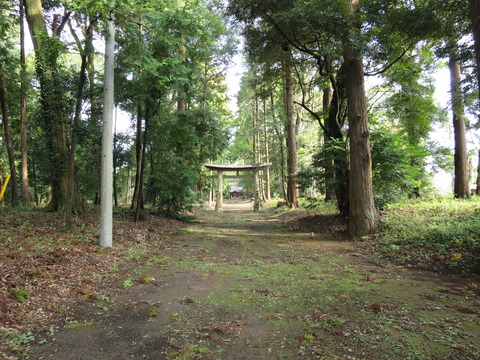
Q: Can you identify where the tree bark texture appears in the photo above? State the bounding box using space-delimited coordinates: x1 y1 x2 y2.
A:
134 102 149 222
271 93 288 201
344 0 376 237
177 35 187 111
284 57 299 207
253 98 266 202
263 100 271 201
476 149 480 195
344 54 376 237
0 170 4 206
131 102 143 210
449 52 470 198
328 72 349 216
470 0 480 93
470 1 480 197
125 169 131 205
66 19 94 226
20 0 30 205
322 87 335 202
24 0 81 213
0 73 20 206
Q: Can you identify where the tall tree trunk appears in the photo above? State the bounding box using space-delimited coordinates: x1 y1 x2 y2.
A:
0 73 19 206
449 48 470 198
125 168 131 205
322 87 335 202
271 93 288 200
24 0 79 213
470 2 480 196
296 67 348 213
66 19 93 226
177 35 187 111
131 102 144 210
470 0 480 92
0 170 4 206
344 0 376 238
134 103 149 222
20 0 30 205
284 55 299 207
327 69 349 216
263 100 271 201
253 98 266 201
253 99 258 163
85 16 101 204
276 126 288 201
150 151 157 206
476 149 480 195
470 1 480 197
32 161 39 205
113 108 119 208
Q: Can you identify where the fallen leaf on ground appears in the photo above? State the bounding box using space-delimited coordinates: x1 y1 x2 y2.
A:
369 303 384 313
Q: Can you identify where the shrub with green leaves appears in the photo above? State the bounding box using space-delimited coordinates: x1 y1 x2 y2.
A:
9 288 28 303
148 108 228 217
370 129 419 209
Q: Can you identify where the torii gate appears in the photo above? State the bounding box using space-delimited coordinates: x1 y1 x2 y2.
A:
204 163 271 211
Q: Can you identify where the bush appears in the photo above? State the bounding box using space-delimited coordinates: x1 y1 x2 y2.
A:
370 129 419 209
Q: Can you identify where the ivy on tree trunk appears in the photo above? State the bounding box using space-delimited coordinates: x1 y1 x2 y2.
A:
24 0 83 214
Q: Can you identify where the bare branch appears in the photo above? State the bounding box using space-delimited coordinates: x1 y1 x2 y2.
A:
365 41 417 76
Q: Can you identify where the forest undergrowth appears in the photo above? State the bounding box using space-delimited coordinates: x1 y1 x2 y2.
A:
0 207 185 358
281 196 480 275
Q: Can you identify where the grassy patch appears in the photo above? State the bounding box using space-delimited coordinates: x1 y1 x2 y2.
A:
364 197 480 274
164 233 480 360
64 320 97 329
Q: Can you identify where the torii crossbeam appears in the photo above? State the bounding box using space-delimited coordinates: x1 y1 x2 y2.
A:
204 163 272 211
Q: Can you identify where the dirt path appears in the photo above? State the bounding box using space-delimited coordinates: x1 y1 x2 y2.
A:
28 204 480 359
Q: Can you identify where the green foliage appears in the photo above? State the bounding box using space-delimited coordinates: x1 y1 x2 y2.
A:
7 332 35 348
427 141 454 174
299 128 432 210
151 160 199 216
64 320 96 329
383 47 440 147
300 197 339 215
123 279 133 288
148 107 229 217
110 0 234 214
297 138 347 198
9 287 28 303
370 129 418 208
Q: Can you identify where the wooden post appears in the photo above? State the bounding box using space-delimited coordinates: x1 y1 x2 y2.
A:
215 170 223 211
253 169 260 211
209 170 213 207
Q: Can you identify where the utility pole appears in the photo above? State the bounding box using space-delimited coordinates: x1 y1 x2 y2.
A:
100 7 115 247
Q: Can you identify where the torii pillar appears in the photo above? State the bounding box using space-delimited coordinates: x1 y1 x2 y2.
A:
253 169 260 211
215 170 223 211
